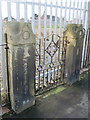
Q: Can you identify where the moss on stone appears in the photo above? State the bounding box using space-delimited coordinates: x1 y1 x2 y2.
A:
64 24 83 47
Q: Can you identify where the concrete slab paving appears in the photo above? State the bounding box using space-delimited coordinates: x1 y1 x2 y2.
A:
3 70 89 118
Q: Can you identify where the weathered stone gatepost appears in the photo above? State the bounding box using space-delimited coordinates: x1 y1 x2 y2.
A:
3 22 36 113
63 24 84 84
0 91 2 118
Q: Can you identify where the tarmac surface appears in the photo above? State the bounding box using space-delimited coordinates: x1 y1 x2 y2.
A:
3 70 89 118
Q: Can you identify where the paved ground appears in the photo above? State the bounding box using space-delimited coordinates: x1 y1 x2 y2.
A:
3 70 89 118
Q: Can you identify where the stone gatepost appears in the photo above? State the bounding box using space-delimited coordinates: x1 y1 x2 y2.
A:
63 24 84 84
3 22 36 113
0 91 2 118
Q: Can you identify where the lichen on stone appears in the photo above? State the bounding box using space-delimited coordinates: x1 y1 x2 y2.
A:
63 24 84 47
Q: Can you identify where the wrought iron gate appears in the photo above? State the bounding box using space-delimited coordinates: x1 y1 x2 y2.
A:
35 34 69 95
0 0 88 97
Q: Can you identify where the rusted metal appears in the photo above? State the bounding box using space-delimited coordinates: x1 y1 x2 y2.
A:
4 33 11 109
35 34 68 95
83 28 90 67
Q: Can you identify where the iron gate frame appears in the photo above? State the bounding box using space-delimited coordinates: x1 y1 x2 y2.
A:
83 28 90 67
35 34 69 95
0 0 89 104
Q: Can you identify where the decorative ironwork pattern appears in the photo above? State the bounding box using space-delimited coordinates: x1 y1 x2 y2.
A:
45 39 58 57
35 34 69 95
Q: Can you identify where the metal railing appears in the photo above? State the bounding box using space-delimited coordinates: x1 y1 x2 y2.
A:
0 0 88 96
35 34 69 95
82 28 90 68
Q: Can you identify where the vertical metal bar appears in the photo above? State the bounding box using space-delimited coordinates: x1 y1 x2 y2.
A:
24 0 27 22
32 0 35 33
43 0 47 88
5 33 11 108
64 0 67 29
79 0 83 24
54 66 55 83
54 1 58 35
68 0 71 24
62 36 67 82
83 1 88 67
85 2 88 30
60 37 62 62
58 37 61 62
83 30 87 67
54 1 58 63
38 38 41 89
44 0 47 40
81 0 87 68
42 69 44 88
84 6 89 62
60 37 62 81
84 29 89 66
57 37 61 80
54 66 55 82
49 0 52 36
46 68 48 86
61 36 64 82
37 0 41 89
72 0 75 23
7 0 12 21
51 66 53 85
50 66 52 84
57 65 59 82
60 1 62 36
76 0 79 24
56 65 58 82
16 0 20 21
38 39 41 89
83 0 87 28
38 0 41 39
48 0 52 84
43 38 46 86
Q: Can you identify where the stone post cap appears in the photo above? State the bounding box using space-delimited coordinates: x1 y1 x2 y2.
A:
3 21 36 45
63 24 84 46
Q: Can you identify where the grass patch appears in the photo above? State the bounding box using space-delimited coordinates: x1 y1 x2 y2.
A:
36 86 66 99
43 86 66 98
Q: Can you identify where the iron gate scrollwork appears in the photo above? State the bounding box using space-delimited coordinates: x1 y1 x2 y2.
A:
35 34 69 95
